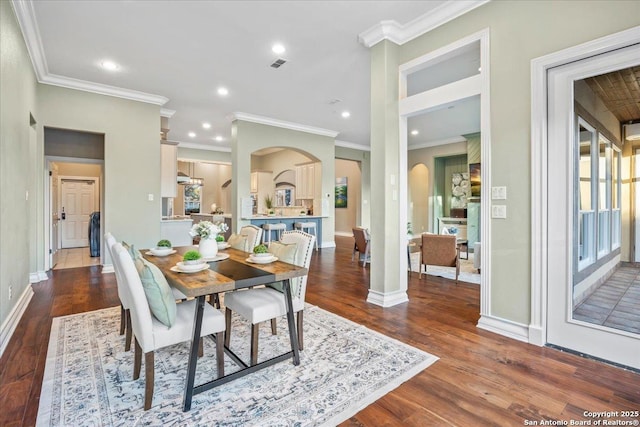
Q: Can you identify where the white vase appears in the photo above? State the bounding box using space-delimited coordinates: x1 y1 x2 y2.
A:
199 237 218 259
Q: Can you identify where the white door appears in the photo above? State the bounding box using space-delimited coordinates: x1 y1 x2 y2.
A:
547 44 640 369
635 148 640 262
61 179 96 248
51 163 60 265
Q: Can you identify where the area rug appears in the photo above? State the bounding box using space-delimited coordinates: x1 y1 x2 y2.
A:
409 252 481 285
37 305 438 426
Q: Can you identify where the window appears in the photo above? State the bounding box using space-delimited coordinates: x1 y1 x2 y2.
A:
575 116 621 272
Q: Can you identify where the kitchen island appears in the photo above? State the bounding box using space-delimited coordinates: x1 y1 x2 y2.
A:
243 215 324 247
160 217 193 246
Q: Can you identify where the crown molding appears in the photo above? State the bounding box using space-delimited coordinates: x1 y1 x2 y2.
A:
231 112 339 138
174 141 232 153
12 0 168 106
160 108 176 118
41 74 168 105
358 0 490 47
408 135 467 150
335 139 371 152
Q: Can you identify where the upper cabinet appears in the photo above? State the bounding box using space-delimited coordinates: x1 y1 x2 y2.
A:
295 163 316 199
160 142 177 198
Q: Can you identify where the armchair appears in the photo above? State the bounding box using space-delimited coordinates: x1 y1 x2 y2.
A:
419 233 460 283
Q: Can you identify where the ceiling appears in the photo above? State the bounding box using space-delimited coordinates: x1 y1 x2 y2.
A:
585 66 640 123
24 1 485 151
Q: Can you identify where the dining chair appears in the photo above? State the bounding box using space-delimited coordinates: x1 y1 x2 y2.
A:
105 232 133 351
113 243 226 410
352 227 371 267
419 233 460 283
239 224 263 252
224 230 315 365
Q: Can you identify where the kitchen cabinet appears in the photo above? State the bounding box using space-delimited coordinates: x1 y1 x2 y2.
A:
251 171 274 213
160 142 177 198
295 163 316 200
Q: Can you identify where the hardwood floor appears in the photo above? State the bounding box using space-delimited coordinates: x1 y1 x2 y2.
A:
1 236 638 426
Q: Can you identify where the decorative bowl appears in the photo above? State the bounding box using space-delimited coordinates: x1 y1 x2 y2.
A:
252 252 272 258
150 247 173 256
177 261 206 272
183 258 205 265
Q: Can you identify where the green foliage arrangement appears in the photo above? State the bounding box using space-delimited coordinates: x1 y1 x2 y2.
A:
183 250 202 261
216 235 225 242
253 244 268 254
264 194 273 209
157 239 172 248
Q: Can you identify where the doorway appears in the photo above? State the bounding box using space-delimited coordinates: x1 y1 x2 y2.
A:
334 158 362 236
546 42 639 369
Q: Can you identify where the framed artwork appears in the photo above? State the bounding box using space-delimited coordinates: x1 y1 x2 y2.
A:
335 177 348 208
451 172 470 208
469 163 481 197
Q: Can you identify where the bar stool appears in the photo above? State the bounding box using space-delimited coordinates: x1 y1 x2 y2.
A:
294 221 318 250
262 222 287 245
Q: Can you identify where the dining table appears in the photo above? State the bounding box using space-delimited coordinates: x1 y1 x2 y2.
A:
143 246 308 411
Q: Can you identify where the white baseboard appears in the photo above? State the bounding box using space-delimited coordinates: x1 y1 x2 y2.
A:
477 315 529 343
102 264 114 274
29 271 48 283
320 241 336 249
528 325 545 346
38 271 48 281
334 231 353 237
0 284 34 358
366 289 409 307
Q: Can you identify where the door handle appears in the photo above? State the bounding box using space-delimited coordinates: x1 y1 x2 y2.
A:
61 207 66 220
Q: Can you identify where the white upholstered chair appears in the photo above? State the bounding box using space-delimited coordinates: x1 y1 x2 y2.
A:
239 224 263 252
224 230 315 365
113 243 226 410
105 232 133 351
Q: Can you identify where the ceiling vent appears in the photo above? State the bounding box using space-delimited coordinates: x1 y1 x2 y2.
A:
270 58 287 69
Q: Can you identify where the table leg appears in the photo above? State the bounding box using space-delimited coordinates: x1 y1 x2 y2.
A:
183 295 206 412
282 279 300 365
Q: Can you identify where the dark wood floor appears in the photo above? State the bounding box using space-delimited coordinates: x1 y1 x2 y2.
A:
1 236 638 426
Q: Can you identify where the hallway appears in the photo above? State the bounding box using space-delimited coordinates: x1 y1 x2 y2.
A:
53 247 100 270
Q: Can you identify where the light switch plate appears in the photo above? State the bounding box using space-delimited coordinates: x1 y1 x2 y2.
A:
148 193 154 201
491 186 507 200
492 205 507 218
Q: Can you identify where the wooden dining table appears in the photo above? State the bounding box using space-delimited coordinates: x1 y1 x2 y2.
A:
143 246 308 411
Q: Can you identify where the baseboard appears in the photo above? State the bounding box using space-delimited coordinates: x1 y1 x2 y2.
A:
38 271 48 281
0 284 34 358
320 241 336 249
102 264 114 274
334 231 353 237
528 325 545 346
477 315 529 343
29 271 48 283
366 289 409 307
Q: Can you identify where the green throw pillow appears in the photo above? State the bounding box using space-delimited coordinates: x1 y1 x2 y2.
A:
123 242 145 273
227 233 248 251
267 241 299 295
138 260 177 327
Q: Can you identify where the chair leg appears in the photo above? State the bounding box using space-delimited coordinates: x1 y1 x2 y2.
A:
224 308 232 347
198 338 204 358
119 304 126 335
297 310 304 351
125 309 132 352
363 246 370 267
250 323 259 366
215 331 224 377
270 318 277 335
144 351 154 411
134 338 142 380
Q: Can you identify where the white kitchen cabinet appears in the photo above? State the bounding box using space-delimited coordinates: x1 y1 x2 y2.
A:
295 163 316 200
160 142 177 198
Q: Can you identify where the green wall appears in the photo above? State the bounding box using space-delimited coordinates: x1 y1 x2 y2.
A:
0 0 39 336
372 0 640 323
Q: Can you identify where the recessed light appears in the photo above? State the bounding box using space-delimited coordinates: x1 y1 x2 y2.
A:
272 44 286 55
341 111 351 118
202 123 211 129
188 132 196 138
217 87 229 96
214 136 224 142
100 60 119 71
411 130 419 136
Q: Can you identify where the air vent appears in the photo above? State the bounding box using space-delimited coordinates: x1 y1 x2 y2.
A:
270 58 287 69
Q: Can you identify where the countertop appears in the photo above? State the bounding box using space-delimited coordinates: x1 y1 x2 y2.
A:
161 216 193 222
242 215 326 220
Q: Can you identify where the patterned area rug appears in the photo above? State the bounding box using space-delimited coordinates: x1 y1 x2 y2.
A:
409 252 481 285
37 305 438 426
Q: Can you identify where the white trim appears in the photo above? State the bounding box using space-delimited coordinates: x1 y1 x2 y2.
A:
334 231 353 237
29 271 47 283
477 315 530 343
366 289 409 307
174 141 232 152
38 271 48 281
41 74 168 105
530 25 640 348
408 136 467 150
160 108 176 118
231 112 339 138
0 285 34 357
320 241 336 249
102 264 115 274
335 140 371 152
399 74 481 117
358 1 490 47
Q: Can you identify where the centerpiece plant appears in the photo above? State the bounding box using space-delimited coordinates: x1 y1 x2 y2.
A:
189 220 229 258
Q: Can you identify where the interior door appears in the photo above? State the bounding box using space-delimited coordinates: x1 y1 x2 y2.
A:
61 179 96 248
51 163 60 266
547 44 640 369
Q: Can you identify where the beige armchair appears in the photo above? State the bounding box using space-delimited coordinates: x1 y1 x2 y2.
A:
352 227 370 267
419 233 459 283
